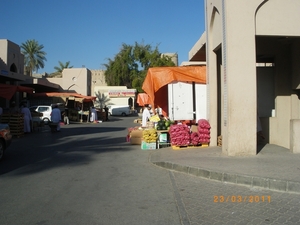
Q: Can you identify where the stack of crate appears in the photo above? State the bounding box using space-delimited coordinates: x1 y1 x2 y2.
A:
217 135 222 146
0 113 24 137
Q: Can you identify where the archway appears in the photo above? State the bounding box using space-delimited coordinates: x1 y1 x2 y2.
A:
10 63 17 73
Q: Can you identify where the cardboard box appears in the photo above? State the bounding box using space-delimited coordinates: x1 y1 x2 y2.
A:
191 125 198 133
159 133 168 143
130 137 142 145
130 130 143 138
141 141 156 150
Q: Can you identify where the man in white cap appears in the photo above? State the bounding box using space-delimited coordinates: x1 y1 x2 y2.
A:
142 104 151 127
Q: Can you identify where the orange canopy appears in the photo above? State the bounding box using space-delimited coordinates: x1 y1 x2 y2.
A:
0 83 34 100
32 92 96 102
142 66 206 115
137 93 151 106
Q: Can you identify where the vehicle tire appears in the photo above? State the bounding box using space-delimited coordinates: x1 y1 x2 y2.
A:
121 112 126 116
0 139 4 161
43 118 50 124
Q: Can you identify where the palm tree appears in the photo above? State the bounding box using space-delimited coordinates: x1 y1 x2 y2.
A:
49 61 73 77
94 91 110 109
21 39 47 76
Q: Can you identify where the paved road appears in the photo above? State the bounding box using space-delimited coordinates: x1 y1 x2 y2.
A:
0 116 181 225
172 171 300 225
0 116 299 225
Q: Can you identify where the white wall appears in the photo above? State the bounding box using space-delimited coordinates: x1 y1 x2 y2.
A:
195 84 207 121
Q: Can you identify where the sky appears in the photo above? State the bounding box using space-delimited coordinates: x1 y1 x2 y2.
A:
0 0 205 74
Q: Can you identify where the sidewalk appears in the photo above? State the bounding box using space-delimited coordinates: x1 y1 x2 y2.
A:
149 143 300 194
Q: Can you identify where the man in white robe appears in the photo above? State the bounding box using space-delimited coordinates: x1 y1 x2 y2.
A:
51 105 62 131
142 104 151 127
21 104 32 133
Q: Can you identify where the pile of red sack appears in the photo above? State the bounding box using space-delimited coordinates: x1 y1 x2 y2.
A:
196 119 211 144
169 124 191 146
169 119 211 146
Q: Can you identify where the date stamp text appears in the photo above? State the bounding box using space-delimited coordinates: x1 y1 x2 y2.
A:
214 195 271 203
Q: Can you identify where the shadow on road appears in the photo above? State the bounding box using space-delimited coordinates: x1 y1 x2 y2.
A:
0 121 138 176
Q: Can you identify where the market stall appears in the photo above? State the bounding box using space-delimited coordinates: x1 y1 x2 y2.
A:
0 84 34 136
141 66 206 117
127 66 209 150
31 92 97 122
128 118 211 150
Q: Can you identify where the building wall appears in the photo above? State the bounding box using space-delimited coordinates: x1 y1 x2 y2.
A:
94 86 136 108
0 40 8 64
0 39 26 81
205 0 300 155
0 39 28 107
90 69 107 96
161 53 178 66
256 0 300 36
47 68 91 96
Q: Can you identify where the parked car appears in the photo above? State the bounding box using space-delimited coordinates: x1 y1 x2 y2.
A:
0 123 12 161
30 104 66 124
29 105 52 124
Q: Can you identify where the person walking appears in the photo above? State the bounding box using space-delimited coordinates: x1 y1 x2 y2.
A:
20 103 32 133
63 108 69 125
51 105 62 131
90 106 98 123
104 105 109 121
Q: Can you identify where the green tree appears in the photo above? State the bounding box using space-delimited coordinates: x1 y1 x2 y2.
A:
49 61 73 77
103 42 175 92
21 39 47 76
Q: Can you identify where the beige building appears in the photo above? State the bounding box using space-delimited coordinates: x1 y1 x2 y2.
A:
47 68 91 96
90 70 137 109
0 39 26 82
94 86 136 109
189 0 300 155
161 53 178 66
0 39 59 107
90 69 107 96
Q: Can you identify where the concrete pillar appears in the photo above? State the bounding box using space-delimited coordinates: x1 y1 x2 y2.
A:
205 0 223 148
290 119 300 153
206 0 269 155
219 1 260 156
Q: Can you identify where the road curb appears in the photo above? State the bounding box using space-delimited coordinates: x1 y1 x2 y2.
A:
152 161 300 194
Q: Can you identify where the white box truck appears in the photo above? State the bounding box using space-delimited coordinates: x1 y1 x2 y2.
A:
107 105 131 116
168 81 207 121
